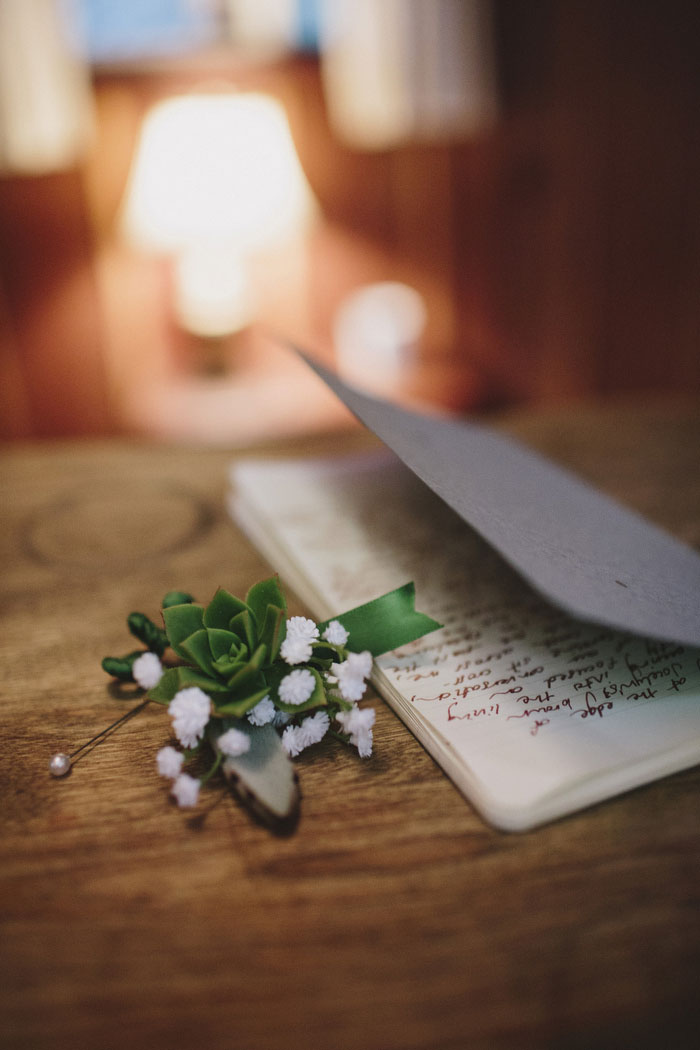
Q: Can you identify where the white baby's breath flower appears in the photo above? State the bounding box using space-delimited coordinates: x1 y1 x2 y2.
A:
281 724 304 757
336 705 376 758
217 727 251 757
322 620 349 646
281 712 329 757
286 616 319 641
346 651 372 679
298 710 330 748
278 668 315 706
273 709 291 728
336 671 365 702
156 745 184 779
168 686 211 748
133 651 163 689
337 705 376 736
280 616 319 665
354 727 373 758
171 773 201 808
247 695 275 726
283 709 329 760
330 650 373 702
279 635 313 665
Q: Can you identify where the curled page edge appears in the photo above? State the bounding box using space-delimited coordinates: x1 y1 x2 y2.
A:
292 346 700 648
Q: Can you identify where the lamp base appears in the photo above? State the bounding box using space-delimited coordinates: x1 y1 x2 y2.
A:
174 244 253 342
195 333 232 376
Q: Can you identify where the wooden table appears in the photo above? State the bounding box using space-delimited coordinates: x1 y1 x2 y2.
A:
2 399 700 1050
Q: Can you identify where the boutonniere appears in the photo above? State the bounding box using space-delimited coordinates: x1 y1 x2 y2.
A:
51 577 440 831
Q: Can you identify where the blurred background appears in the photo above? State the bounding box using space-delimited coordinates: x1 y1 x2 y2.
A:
1 0 698 444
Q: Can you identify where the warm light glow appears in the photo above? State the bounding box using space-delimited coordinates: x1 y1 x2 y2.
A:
0 0 94 174
121 92 316 254
121 90 317 337
334 282 427 393
173 245 251 337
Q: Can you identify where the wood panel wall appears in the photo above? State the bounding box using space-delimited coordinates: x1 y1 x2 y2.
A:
1 1 698 438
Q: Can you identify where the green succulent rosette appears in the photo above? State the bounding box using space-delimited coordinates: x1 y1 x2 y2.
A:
145 577 343 718
148 579 283 714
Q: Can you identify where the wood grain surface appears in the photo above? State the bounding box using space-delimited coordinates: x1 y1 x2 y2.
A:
1 403 699 1050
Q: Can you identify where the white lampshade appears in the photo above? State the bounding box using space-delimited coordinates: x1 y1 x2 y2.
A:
0 0 94 174
121 91 317 255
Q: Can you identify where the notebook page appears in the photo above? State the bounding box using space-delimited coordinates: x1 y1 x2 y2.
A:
230 454 700 829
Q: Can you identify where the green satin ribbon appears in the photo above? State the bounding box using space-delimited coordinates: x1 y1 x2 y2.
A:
319 582 441 657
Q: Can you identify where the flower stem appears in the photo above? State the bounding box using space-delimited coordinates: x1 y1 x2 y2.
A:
200 749 224 786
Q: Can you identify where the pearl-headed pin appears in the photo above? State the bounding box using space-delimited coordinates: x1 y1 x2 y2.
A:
49 699 150 778
49 752 72 777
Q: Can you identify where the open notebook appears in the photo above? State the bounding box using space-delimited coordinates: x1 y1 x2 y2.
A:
229 356 700 831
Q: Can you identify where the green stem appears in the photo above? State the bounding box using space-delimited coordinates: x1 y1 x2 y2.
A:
200 749 224 786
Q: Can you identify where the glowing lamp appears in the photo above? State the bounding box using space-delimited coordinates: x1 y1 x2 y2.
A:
121 91 316 337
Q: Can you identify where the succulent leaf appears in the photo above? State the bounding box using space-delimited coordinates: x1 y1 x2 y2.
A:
212 651 248 678
245 576 286 628
229 609 257 651
203 588 247 630
207 628 238 661
149 665 233 706
162 603 205 659
259 603 286 663
176 666 231 693
212 686 271 718
226 643 267 695
180 628 216 676
147 666 182 704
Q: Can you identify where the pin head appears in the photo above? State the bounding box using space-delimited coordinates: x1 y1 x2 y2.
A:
49 753 72 777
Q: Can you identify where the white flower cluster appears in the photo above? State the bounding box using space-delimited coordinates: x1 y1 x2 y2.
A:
171 773 201 808
155 745 200 808
335 705 375 758
322 620 349 646
281 710 330 757
279 617 349 664
247 695 275 726
156 745 183 778
154 721 250 810
247 695 290 728
158 686 209 810
329 650 373 703
273 615 375 758
151 613 377 811
217 727 251 757
279 667 315 706
280 616 318 664
132 651 163 689
168 686 211 748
